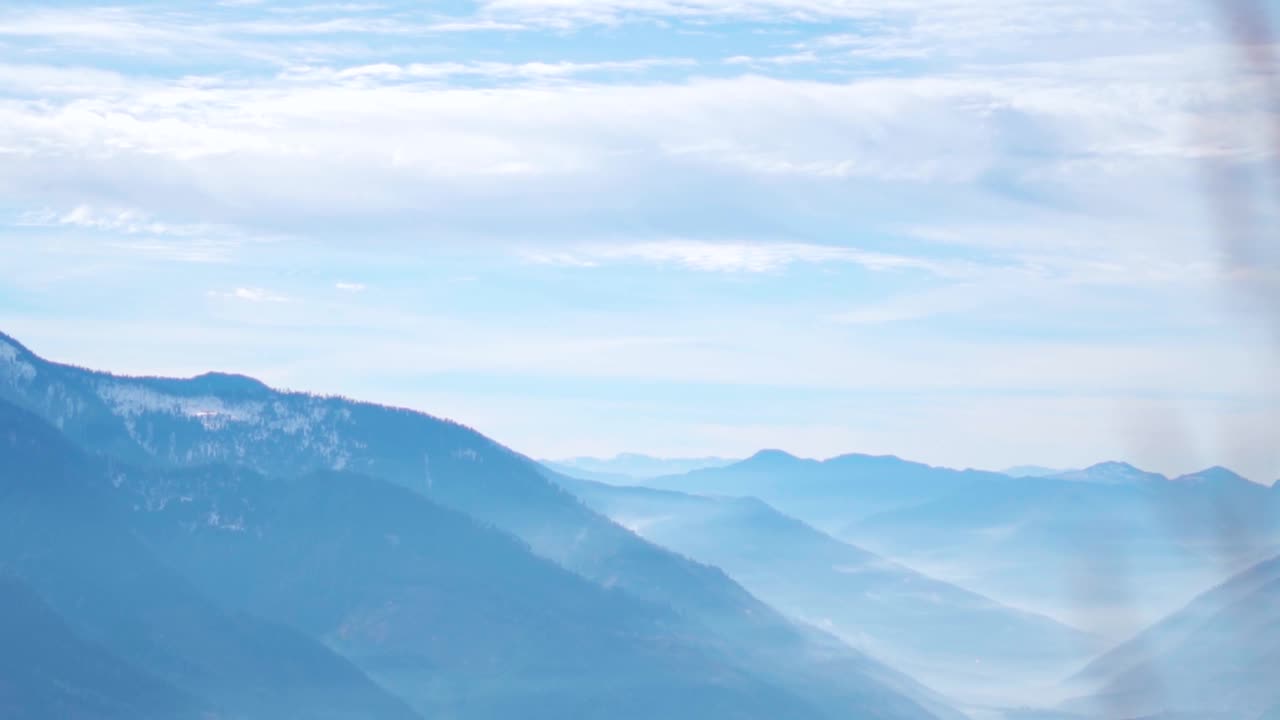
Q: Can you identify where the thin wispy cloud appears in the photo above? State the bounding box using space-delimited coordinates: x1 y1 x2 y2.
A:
20 206 207 237
209 287 292 303
293 57 697 84
12 206 263 263
524 240 960 274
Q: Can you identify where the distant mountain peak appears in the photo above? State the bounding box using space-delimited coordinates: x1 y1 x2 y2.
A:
1086 460 1141 472
743 449 802 465
186 371 271 395
1172 466 1253 487
1052 461 1166 485
827 452 917 467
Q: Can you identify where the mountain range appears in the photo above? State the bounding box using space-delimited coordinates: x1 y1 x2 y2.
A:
4 327 1278 720
0 331 957 720
640 450 1280 636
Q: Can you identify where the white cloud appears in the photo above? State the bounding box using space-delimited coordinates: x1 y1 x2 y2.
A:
21 206 202 237
1 61 1250 216
335 281 366 292
723 52 818 66
0 4 1264 307
802 32 933 60
302 57 697 84
12 206 265 263
209 287 292 303
469 0 921 24
0 40 1265 302
424 19 531 32
0 6 525 68
524 239 960 273
474 0 1198 43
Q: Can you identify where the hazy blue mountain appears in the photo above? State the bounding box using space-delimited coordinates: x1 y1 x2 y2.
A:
641 449 1007 534
553 474 1098 707
639 446 1278 638
0 400 421 720
0 331 958 720
1048 462 1167 485
1065 554 1280 719
0 396 834 719
1070 554 1280 687
538 462 638 484
844 468 1280 637
546 453 738 480
0 577 201 720
1169 465 1260 490
118 465 831 719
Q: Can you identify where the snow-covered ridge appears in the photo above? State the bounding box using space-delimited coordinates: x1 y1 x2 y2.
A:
1 331 501 482
92 376 361 470
1051 461 1167 485
93 377 352 435
0 339 36 385
96 380 266 429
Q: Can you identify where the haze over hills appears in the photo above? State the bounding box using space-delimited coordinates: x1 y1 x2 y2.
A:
5 326 1278 719
642 450 1280 638
1065 553 1280 719
544 454 738 480
0 331 959 720
846 464 1279 635
6 400 831 719
549 472 1099 707
641 449 1010 533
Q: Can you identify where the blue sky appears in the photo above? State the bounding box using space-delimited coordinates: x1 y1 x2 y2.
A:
2 0 1279 480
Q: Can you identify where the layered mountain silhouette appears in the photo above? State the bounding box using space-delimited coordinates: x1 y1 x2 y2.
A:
644 450 1280 637
0 331 958 720
641 449 1008 533
9 326 1273 719
549 473 1098 706
846 465 1279 635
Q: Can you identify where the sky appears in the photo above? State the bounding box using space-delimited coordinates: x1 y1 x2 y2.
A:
2 0 1279 481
